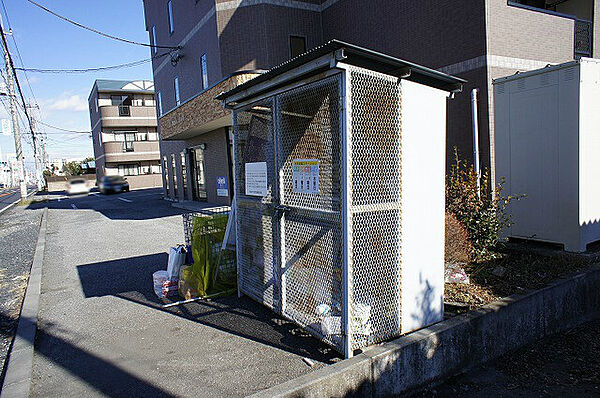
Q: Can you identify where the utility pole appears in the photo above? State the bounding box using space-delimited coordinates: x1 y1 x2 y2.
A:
0 22 26 198
26 102 43 190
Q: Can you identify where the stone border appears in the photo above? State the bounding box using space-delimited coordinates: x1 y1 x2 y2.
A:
250 264 600 397
0 190 37 217
1 207 47 398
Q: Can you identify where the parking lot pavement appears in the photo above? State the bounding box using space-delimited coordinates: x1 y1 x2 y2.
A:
29 189 338 397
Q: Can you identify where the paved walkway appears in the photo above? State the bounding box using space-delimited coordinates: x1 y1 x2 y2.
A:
0 204 42 385
28 189 337 397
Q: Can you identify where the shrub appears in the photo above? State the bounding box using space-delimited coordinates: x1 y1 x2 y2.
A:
446 149 514 260
445 212 471 264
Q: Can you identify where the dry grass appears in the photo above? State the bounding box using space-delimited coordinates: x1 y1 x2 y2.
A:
445 247 595 309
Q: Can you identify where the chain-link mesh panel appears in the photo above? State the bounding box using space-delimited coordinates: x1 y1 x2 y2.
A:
234 100 276 203
237 200 277 308
278 76 342 211
277 75 344 351
349 68 401 207
283 209 343 349
234 100 278 308
348 66 402 350
351 210 401 349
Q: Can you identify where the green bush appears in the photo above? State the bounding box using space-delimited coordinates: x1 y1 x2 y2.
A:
446 149 515 260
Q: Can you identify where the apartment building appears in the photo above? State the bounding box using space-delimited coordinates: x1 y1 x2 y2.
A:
142 0 599 204
89 80 163 190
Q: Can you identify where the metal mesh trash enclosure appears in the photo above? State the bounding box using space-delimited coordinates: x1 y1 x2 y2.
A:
347 67 402 349
233 67 402 355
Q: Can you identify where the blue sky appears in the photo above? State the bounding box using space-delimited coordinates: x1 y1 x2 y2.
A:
0 0 153 167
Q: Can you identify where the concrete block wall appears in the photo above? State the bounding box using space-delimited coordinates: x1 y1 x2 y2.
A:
251 265 600 397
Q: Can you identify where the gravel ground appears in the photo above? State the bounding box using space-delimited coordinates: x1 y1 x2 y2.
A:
417 318 600 397
0 204 42 385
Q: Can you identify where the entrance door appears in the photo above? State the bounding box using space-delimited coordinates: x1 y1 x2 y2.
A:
190 147 207 201
276 75 343 349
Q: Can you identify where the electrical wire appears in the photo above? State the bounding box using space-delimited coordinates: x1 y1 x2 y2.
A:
26 0 179 50
35 120 90 134
0 22 37 158
1 0 39 106
14 51 170 74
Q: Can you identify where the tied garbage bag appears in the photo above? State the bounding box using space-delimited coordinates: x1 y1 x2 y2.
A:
183 214 236 298
167 245 186 281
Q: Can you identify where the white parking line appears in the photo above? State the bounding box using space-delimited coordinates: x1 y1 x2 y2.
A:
71 204 77 209
118 197 132 203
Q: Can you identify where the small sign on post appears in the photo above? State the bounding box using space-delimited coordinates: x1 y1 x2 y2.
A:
216 175 228 197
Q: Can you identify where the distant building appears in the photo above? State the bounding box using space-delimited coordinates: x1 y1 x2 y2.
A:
88 80 162 190
142 0 597 204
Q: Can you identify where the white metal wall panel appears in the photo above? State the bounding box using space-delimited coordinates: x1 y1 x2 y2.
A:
399 79 446 334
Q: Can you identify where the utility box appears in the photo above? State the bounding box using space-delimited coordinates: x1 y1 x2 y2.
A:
494 58 600 252
218 40 464 357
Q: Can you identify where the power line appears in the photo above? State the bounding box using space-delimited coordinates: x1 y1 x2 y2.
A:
0 22 37 158
1 0 38 104
15 52 170 74
35 120 90 134
26 0 179 50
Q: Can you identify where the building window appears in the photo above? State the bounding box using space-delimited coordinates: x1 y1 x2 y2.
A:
163 156 169 196
111 95 133 106
289 35 306 59
122 132 136 152
171 154 178 198
201 53 208 90
118 164 139 176
151 25 157 54
157 91 163 116
167 0 174 34
174 77 180 106
181 151 187 199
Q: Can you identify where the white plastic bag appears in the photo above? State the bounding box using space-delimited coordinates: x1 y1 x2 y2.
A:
167 246 186 281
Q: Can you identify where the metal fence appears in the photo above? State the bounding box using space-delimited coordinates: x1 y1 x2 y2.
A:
575 19 593 58
233 66 403 356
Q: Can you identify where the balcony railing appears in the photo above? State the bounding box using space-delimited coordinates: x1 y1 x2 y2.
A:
118 105 131 117
575 19 593 58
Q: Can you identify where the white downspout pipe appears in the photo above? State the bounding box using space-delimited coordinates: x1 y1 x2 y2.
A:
471 88 481 199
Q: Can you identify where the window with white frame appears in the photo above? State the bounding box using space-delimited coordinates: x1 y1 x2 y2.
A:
151 25 157 54
174 77 180 106
201 53 208 90
167 0 174 34
118 164 139 176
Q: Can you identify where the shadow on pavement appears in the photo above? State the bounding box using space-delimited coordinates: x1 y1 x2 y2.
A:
25 188 187 221
76 253 340 364
2 312 176 397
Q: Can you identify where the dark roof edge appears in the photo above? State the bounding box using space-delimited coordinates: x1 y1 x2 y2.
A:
217 40 466 102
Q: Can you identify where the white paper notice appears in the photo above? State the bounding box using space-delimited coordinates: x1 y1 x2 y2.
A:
245 162 268 196
292 159 319 194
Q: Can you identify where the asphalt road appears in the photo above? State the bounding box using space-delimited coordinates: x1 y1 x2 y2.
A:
0 186 36 213
28 188 337 397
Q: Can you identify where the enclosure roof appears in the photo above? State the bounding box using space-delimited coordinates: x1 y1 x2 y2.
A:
216 40 465 104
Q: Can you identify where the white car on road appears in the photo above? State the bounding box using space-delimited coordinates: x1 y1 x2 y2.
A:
67 178 90 195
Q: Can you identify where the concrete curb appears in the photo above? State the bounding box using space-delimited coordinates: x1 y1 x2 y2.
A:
249 264 600 397
1 207 47 398
0 190 37 217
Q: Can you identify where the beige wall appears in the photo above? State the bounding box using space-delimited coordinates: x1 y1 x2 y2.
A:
123 173 163 190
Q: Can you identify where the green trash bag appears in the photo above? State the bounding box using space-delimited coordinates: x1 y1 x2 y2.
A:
185 214 236 298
